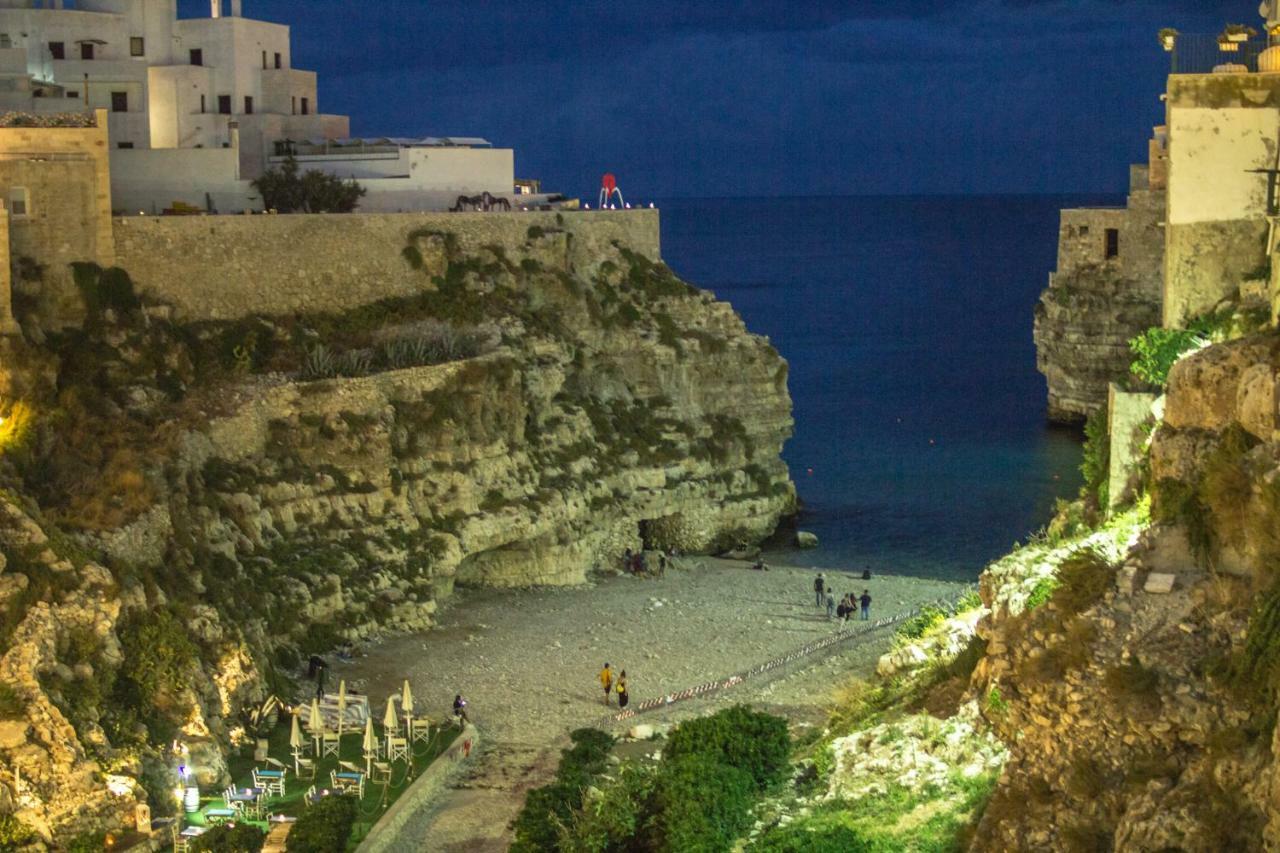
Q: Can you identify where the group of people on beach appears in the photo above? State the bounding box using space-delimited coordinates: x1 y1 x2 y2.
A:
814 572 872 622
598 662 630 709
622 548 670 578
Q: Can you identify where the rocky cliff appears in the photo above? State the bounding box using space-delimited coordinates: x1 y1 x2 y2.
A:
1033 170 1164 423
0 228 795 842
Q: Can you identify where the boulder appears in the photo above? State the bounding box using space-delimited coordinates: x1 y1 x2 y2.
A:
628 724 654 740
795 531 819 549
1144 573 1177 594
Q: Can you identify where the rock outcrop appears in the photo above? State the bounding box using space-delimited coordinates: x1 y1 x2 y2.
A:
1033 163 1165 423
0 230 795 841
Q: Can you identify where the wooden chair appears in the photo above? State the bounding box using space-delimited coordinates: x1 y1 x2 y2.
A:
171 826 189 853
385 735 409 763
320 731 341 759
410 718 432 745
371 761 392 784
295 756 316 780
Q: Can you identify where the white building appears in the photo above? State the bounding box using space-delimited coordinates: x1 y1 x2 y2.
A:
0 0 526 213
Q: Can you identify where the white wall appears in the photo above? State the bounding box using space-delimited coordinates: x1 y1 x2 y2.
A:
1167 105 1273 226
109 145 258 214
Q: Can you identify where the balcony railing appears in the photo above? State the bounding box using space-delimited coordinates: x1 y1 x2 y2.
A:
1169 33 1270 75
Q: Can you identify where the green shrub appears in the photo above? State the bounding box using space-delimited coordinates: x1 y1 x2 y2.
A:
190 823 265 853
1153 477 1213 565
1080 409 1110 514
663 706 790 791
286 795 357 852
1226 579 1280 707
511 729 615 852
112 607 199 743
646 754 756 853
1199 424 1260 552
1049 548 1116 617
1129 326 1206 386
0 813 36 849
557 761 657 851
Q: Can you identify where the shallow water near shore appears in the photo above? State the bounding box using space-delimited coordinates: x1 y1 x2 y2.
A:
659 195 1119 581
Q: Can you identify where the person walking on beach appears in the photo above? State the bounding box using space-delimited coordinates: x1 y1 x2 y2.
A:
616 671 629 709
860 590 872 620
453 694 470 726
600 663 614 706
825 587 836 620
814 573 825 607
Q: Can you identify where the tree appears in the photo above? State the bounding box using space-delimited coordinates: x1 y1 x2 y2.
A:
252 156 366 213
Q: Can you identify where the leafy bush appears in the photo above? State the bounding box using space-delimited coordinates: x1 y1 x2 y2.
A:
1049 548 1116 618
511 729 615 852
1080 408 1110 514
1129 326 1206 387
253 155 366 213
662 705 791 791
190 823 265 853
112 607 199 743
0 813 36 848
645 754 756 853
286 795 357 852
556 761 657 851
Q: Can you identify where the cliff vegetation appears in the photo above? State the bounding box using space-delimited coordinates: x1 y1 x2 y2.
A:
0 226 795 843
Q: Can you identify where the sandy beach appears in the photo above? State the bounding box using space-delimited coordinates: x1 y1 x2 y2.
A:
331 559 965 852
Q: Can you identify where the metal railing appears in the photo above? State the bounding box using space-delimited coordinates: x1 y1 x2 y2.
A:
599 589 975 726
1170 33 1270 75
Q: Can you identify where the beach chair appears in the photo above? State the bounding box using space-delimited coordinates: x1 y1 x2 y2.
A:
385 735 409 763
410 717 432 745
371 761 392 784
265 757 287 771
171 826 189 853
295 756 316 780
303 785 317 808
320 731 341 759
252 768 286 798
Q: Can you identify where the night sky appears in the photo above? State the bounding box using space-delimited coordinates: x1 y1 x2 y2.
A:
181 1 1254 197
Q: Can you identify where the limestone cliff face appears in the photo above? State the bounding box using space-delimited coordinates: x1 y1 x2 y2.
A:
1033 170 1164 423
967 332 1280 851
0 229 794 841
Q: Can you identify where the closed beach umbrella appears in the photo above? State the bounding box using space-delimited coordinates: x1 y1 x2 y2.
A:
307 697 324 736
337 680 347 735
362 718 377 773
290 714 304 752
401 680 414 717
383 696 398 732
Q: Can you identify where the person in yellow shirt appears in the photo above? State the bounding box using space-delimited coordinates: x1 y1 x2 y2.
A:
600 663 614 706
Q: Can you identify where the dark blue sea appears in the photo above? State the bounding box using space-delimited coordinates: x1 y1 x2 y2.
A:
658 195 1121 582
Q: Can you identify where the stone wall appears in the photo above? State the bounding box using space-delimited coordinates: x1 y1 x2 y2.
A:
1165 74 1280 326
0 110 115 330
1034 159 1165 422
113 209 660 321
1106 384 1157 513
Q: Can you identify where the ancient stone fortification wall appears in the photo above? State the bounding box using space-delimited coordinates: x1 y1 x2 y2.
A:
1165 74 1279 326
113 208 660 321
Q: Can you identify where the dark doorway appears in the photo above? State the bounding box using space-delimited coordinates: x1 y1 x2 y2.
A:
110 91 128 113
1105 228 1120 260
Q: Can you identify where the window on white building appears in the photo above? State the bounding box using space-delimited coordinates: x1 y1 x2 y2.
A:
111 91 128 113
117 142 134 149
300 97 309 115
79 43 94 61
190 48 203 66
274 52 282 69
66 90 79 99
9 188 29 218
244 96 253 115
48 41 64 60
130 37 145 57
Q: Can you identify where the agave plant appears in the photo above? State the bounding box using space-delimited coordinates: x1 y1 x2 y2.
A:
302 344 337 380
